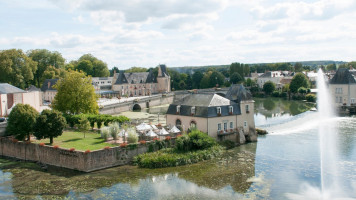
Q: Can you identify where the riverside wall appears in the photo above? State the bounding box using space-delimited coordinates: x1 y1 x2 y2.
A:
0 137 173 172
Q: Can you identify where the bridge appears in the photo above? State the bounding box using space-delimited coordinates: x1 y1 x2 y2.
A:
99 88 229 115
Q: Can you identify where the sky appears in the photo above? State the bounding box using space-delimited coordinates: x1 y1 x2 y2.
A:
0 0 355 69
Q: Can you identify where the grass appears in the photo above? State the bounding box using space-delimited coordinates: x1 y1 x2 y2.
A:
33 131 118 151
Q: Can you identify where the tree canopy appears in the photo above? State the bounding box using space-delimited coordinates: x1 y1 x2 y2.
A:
74 54 110 77
263 81 276 95
290 73 310 93
33 109 66 144
27 49 66 87
0 49 37 89
125 67 147 73
52 70 99 114
230 72 243 84
6 104 38 141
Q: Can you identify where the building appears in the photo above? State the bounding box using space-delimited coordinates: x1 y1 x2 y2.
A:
166 85 256 143
41 64 172 101
0 83 42 117
257 71 284 89
41 79 59 103
329 68 356 106
112 64 171 97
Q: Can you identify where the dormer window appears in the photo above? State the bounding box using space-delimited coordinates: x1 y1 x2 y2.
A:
229 106 233 114
217 107 221 115
191 106 195 115
176 105 181 114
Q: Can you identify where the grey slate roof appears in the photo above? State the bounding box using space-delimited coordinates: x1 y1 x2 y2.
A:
0 83 25 94
259 72 272 78
41 79 59 92
330 68 356 84
114 71 128 84
225 84 253 103
27 85 41 92
159 64 169 77
146 69 157 83
167 93 241 118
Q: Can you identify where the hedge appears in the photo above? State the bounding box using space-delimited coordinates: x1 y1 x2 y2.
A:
63 114 130 128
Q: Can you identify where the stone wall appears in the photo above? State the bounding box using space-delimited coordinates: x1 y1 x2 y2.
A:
0 123 6 137
0 137 170 172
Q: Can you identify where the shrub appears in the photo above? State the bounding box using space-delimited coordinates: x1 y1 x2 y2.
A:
298 87 308 94
272 91 280 97
177 134 182 138
187 130 216 151
219 140 236 149
134 146 223 168
109 123 120 140
256 128 268 135
306 94 316 102
155 140 165 150
6 104 39 141
101 126 110 141
127 129 138 144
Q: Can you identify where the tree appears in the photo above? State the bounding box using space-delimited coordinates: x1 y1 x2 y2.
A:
75 54 110 77
192 71 203 89
110 66 120 76
6 104 38 141
209 71 224 87
263 81 276 95
52 70 99 114
326 63 336 71
0 49 37 89
230 72 243 84
246 78 252 87
200 71 211 89
33 109 66 144
27 49 65 87
294 62 303 72
42 65 67 80
290 73 310 93
77 116 91 138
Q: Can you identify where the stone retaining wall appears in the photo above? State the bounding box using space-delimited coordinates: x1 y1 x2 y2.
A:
0 137 173 172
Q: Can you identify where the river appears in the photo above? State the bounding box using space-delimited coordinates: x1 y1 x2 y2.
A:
1 98 356 199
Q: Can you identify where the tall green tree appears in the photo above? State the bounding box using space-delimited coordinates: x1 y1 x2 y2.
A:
33 109 66 144
0 49 37 89
294 62 303 72
75 54 109 77
263 81 276 95
27 49 65 87
6 104 38 141
230 72 243 84
209 71 224 87
192 71 203 89
52 70 99 114
326 63 336 71
290 73 310 93
125 67 147 73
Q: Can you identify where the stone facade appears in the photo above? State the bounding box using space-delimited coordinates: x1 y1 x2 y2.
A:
166 85 256 144
329 68 356 106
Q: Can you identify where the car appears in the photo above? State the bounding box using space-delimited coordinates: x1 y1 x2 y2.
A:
0 117 6 123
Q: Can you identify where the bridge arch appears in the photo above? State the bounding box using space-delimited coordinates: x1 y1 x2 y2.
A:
132 104 141 111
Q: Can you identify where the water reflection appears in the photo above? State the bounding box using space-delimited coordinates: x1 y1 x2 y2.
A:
0 143 258 199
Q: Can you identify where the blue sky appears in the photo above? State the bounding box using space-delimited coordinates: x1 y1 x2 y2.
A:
0 0 355 69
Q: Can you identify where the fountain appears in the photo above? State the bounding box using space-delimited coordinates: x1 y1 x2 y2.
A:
316 69 341 199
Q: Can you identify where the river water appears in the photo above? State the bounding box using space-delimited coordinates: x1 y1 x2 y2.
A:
1 98 356 199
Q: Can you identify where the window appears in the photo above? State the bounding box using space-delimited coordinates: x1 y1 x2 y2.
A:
229 106 233 113
101 81 104 84
217 107 221 114
176 119 181 127
176 105 181 113
224 122 227 131
191 106 195 115
336 96 339 102
190 121 196 128
244 121 247 128
245 105 249 113
230 122 233 129
339 97 342 103
351 99 355 104
218 123 221 131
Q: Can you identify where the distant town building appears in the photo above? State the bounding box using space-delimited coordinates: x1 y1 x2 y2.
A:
257 71 284 89
41 79 59 103
166 84 256 143
0 83 42 116
329 68 356 106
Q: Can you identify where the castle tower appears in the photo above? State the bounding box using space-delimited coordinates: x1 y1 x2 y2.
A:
157 64 171 93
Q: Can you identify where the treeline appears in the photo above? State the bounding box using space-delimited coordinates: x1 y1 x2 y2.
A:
0 49 110 89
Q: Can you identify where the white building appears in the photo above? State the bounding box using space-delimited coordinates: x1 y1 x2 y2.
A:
329 68 356 106
257 71 284 89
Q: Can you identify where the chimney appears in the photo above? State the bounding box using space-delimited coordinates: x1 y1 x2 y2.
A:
48 81 51 89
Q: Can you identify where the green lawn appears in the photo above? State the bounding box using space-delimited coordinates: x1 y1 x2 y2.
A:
33 131 118 151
